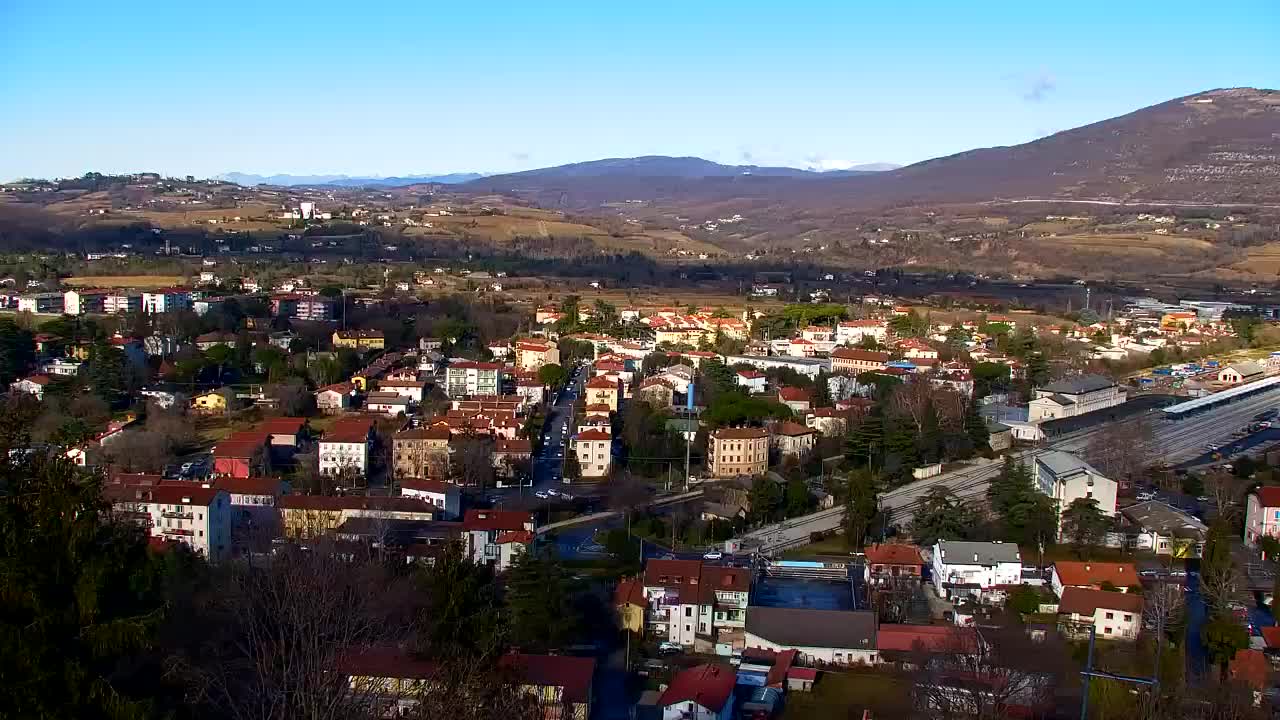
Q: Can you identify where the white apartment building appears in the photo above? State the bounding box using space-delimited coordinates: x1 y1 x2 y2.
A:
931 540 1023 601
64 289 107 315
574 429 612 480
17 292 63 314
318 421 372 477
1032 451 1117 540
104 292 142 314
400 478 461 520
142 289 193 314
445 362 502 397
463 509 535 571
1027 374 1124 422
107 484 231 562
836 320 888 345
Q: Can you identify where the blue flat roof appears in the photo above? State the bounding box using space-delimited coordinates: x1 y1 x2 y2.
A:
1162 376 1280 415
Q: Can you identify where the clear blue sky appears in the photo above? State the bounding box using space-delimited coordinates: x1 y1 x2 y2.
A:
2 0 1276 180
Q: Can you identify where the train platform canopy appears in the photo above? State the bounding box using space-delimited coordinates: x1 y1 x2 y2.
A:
1161 376 1280 416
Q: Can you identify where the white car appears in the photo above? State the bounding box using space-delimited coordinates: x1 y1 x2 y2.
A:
534 490 551 499
703 551 723 561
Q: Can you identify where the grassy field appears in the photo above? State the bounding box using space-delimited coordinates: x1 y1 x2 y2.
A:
782 535 853 559
1032 233 1214 255
782 671 914 720
64 275 184 288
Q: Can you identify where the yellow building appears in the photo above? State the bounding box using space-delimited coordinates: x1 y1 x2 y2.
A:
584 375 619 412
707 427 769 478
191 389 229 414
332 329 386 351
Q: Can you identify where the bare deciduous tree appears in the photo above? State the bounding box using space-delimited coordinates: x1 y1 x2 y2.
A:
912 625 1067 720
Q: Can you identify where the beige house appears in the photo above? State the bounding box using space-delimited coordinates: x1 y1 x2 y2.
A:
635 376 675 408
392 426 452 479
831 348 889 375
515 340 560 372
772 421 818 459
584 375 620 412
575 429 612 479
707 427 769 478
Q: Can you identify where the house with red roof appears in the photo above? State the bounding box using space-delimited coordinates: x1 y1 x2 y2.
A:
771 421 817 459
1245 486 1280 554
10 374 51 400
1057 588 1143 640
659 664 736 720
337 645 594 720
614 577 646 635
575 429 613 479
463 510 535 571
735 368 767 394
1050 561 1140 597
863 543 925 585
776 386 811 414
104 480 231 562
211 432 271 479
585 375 620 412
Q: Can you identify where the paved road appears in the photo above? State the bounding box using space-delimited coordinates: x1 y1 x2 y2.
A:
488 362 587 503
736 386 1280 555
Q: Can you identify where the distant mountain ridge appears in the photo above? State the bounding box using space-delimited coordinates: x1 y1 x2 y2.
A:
457 88 1280 211
218 172 486 187
467 155 897 184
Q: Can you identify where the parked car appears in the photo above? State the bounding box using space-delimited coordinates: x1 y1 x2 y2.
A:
658 642 683 656
703 550 723 561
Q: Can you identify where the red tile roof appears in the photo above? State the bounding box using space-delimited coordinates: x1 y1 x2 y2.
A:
712 427 768 440
105 483 222 507
463 509 533 532
211 439 265 458
1231 649 1269 690
876 624 976 652
1261 626 1280 649
777 386 810 402
577 429 612 441
1057 587 1144 616
277 495 436 513
400 478 454 494
773 421 816 437
615 577 646 608
864 543 924 566
495 530 534 544
585 375 618 389
213 476 286 496
659 664 735 711
500 654 596 704
1255 487 1280 508
643 558 703 587
832 348 890 362
1053 561 1139 589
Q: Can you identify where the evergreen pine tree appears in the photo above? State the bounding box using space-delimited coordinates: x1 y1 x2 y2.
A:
964 401 991 454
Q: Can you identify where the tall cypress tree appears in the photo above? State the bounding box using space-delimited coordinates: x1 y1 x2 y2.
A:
964 401 991 454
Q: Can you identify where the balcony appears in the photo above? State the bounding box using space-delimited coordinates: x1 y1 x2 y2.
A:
162 511 193 520
162 528 195 537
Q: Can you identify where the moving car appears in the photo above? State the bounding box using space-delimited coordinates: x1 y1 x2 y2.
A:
658 642 683 656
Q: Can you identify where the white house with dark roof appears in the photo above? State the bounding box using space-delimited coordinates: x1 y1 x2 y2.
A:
931 540 1022 601
1032 450 1117 540
1027 374 1124 422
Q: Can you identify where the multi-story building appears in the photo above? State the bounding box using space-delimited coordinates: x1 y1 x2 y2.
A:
836 320 888 346
17 292 64 314
514 340 559 372
318 418 374 478
64 289 107 315
277 495 438 538
314 382 354 414
332 329 385 351
1057 588 1143 641
862 543 925 586
771 421 817 459
574 429 612 480
642 559 708 648
584 375 620 412
105 482 231 562
445 361 502 397
1245 487 1280 553
831 348 889 375
392 426 452 479
103 292 142 314
295 296 336 321
707 428 769 479
1031 451 1117 540
931 540 1022 601
463 510 535 571
1027 374 1124 422
375 378 427 403
142 288 192 314
399 478 461 520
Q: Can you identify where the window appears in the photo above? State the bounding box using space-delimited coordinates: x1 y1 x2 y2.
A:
685 607 692 617
1105 612 1114 620
1123 614 1132 622
1104 627 1112 634
199 531 204 537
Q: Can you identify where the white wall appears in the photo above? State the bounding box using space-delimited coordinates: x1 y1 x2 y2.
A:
743 633 878 665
